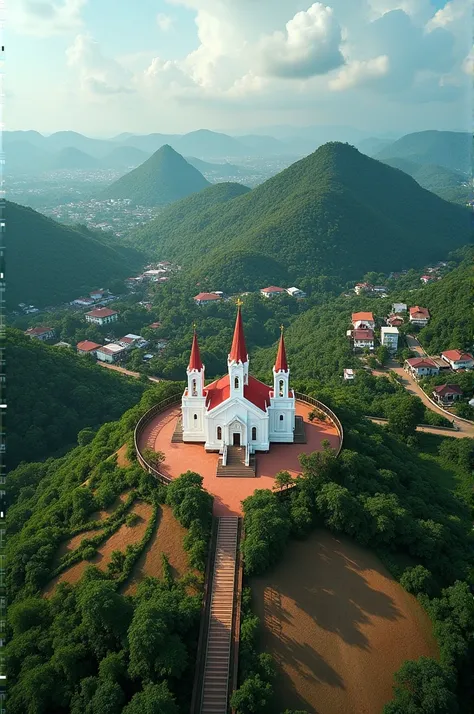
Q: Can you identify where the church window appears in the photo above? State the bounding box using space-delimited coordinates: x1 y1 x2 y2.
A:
217 426 222 440
252 426 257 441
279 414 284 421
192 379 197 396
234 377 239 390
194 413 198 421
279 379 284 397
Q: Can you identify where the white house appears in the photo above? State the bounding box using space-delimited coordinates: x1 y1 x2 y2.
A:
286 287 306 298
193 292 222 306
352 329 375 351
432 384 463 405
409 306 430 326
72 297 95 307
380 326 399 353
25 326 55 341
343 369 355 381
354 282 372 295
351 312 375 330
182 306 296 454
96 343 127 363
441 350 474 371
90 290 106 301
392 302 407 314
118 334 148 349
85 307 119 326
260 286 286 299
404 357 439 379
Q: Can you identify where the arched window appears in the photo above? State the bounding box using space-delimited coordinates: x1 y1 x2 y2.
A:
252 426 257 441
217 426 222 440
192 378 197 396
279 379 284 397
193 413 198 421
279 414 284 421
234 377 239 390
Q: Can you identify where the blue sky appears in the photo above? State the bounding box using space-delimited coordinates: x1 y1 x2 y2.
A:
7 0 473 136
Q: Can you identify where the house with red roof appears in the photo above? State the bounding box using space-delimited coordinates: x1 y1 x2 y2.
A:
432 384 463 405
351 328 375 351
181 305 296 455
409 306 430 326
25 326 55 341
85 307 119 325
260 286 286 298
351 312 375 330
441 350 474 371
193 292 222 305
76 340 102 356
404 357 439 379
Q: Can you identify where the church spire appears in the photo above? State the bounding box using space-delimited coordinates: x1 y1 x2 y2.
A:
229 300 248 364
188 326 203 371
274 326 288 372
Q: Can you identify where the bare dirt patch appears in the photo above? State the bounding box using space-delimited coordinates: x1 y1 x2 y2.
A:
44 501 153 597
124 504 190 595
252 530 438 714
90 489 131 523
115 444 132 468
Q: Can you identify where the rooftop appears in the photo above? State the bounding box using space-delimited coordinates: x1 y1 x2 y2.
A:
77 340 102 351
85 307 118 318
194 292 221 301
352 311 374 322
433 384 463 396
25 326 53 336
405 357 437 369
97 343 126 354
261 286 285 293
442 349 473 362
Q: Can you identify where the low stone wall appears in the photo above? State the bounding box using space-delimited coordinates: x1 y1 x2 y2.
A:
294 391 344 455
134 394 181 483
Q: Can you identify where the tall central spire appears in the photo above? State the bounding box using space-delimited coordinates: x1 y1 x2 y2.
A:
188 328 203 371
274 326 288 372
229 300 248 364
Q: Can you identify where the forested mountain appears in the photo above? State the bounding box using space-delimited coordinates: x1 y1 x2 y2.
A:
380 158 470 205
100 145 150 168
8 201 144 308
133 182 251 256
132 142 471 293
7 329 145 468
185 157 250 180
100 145 210 206
47 147 99 170
375 130 472 173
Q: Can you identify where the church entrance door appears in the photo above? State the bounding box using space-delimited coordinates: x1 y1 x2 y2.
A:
232 432 241 446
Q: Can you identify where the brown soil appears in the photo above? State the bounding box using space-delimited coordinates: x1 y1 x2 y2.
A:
252 530 439 714
90 490 131 523
124 504 190 595
44 501 153 597
115 444 132 468
55 528 102 562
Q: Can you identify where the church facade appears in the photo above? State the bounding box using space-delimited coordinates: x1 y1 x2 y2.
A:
181 304 296 453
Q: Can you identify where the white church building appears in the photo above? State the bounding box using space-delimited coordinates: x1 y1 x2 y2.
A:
181 304 296 455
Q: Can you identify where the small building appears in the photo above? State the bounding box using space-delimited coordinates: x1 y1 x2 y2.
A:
387 314 404 327
429 356 452 372
409 306 430 327
343 369 355 381
421 275 435 284
372 285 388 295
95 343 127 363
381 326 399 353
149 322 161 330
432 384 463 405
77 340 102 356
194 292 222 306
90 289 106 301
286 287 306 298
352 328 375 351
25 326 55 341
392 302 407 314
85 307 119 326
441 350 474 371
72 297 95 307
53 341 71 349
118 334 148 349
351 312 375 330
404 357 439 379
260 286 286 298
354 282 372 295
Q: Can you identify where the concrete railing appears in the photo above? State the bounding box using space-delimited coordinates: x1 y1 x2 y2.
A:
294 392 344 456
134 393 182 483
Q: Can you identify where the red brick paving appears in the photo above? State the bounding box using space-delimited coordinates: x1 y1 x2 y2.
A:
139 401 340 517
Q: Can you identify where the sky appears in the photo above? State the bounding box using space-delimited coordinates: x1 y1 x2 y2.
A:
6 0 473 137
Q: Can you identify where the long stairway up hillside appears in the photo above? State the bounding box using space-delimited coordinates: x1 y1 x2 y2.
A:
216 446 256 478
200 517 239 714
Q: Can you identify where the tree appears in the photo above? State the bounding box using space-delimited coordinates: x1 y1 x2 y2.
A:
9 597 51 636
230 674 274 714
273 470 294 491
142 448 166 469
107 550 126 576
387 396 424 439
78 427 96 446
122 682 179 714
384 657 458 714
376 345 390 366
400 565 433 596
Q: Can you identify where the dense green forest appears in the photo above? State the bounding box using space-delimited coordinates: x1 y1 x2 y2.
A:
7 329 145 468
129 142 470 294
7 201 144 309
6 380 214 714
375 130 473 173
380 158 470 205
100 145 210 206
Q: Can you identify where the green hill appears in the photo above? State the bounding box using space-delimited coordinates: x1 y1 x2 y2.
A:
101 144 210 206
46 147 99 170
381 157 470 205
132 142 471 293
7 328 145 468
132 181 251 256
8 201 144 308
186 156 250 180
375 130 472 173
100 145 150 168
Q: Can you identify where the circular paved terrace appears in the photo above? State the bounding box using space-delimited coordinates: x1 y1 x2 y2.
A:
139 401 341 516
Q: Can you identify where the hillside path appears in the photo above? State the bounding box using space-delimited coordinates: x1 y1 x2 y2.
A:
368 417 467 438
97 362 163 383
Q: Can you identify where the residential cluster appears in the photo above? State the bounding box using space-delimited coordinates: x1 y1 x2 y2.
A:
126 261 178 289
347 303 431 354
76 333 150 364
70 288 117 308
353 261 447 296
193 285 306 305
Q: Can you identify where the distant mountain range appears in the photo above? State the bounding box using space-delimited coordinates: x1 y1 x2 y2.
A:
131 142 471 293
375 130 473 174
100 144 211 206
8 201 144 309
380 157 470 205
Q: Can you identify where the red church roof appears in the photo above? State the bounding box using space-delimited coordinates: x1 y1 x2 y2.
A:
229 305 248 364
188 331 203 371
274 330 288 372
205 375 272 412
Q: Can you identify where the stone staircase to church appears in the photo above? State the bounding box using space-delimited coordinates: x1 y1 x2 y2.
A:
216 446 256 478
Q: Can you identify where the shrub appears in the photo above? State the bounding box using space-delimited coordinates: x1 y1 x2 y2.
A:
82 546 97 561
400 565 434 596
125 513 140 528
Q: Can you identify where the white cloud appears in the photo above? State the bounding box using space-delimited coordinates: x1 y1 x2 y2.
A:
11 0 86 36
427 0 468 29
66 35 135 96
259 3 344 78
157 13 174 31
461 47 474 76
329 55 389 90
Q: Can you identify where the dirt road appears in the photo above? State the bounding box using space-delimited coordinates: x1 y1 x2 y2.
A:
368 417 466 438
98 362 162 383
